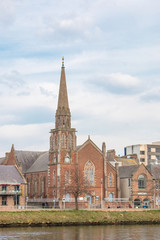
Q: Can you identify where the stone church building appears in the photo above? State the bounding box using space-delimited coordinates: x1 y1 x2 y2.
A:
2 58 118 208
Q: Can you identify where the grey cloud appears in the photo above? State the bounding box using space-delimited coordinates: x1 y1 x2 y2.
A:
40 87 55 97
0 71 25 88
141 89 160 102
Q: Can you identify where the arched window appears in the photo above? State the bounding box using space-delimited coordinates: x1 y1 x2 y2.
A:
33 178 38 196
40 177 45 196
109 173 113 187
66 193 70 202
27 178 30 196
65 171 69 184
58 117 60 126
138 175 145 189
109 192 113 202
68 135 71 148
53 171 56 187
62 134 65 148
84 161 95 185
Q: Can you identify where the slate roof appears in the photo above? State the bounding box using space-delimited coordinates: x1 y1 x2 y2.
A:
119 165 139 178
15 150 45 173
115 157 138 166
146 164 160 179
26 151 49 173
0 165 26 185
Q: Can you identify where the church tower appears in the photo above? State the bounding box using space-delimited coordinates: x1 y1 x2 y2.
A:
48 57 77 200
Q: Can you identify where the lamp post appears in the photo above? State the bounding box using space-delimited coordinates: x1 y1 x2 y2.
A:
101 178 103 209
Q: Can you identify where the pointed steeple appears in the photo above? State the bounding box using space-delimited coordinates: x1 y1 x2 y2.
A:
55 57 71 129
57 57 69 111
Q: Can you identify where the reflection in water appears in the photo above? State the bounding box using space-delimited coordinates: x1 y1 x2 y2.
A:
0 225 160 240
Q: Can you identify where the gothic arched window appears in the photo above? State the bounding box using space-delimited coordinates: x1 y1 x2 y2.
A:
109 173 113 187
27 178 30 196
53 171 56 187
68 135 71 148
62 134 65 148
84 161 95 185
65 171 69 184
138 175 145 189
40 177 45 196
33 178 38 196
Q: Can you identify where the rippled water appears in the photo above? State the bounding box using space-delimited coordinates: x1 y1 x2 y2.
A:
0 225 160 240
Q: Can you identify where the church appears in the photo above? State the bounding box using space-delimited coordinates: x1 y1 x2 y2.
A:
1 58 118 209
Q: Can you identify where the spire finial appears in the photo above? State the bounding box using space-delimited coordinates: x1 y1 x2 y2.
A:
62 56 64 68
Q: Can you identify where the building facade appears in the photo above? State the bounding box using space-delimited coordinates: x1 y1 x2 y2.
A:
124 142 160 165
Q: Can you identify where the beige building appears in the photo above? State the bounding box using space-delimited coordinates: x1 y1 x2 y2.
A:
124 142 160 165
0 165 26 209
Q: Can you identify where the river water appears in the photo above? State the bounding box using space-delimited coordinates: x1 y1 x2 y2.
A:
0 225 160 240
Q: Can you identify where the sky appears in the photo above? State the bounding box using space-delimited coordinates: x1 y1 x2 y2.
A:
0 0 160 157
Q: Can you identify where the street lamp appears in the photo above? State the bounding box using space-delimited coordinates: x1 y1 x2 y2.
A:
101 178 103 209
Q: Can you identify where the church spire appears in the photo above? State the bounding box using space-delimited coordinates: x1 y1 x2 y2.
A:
55 57 71 129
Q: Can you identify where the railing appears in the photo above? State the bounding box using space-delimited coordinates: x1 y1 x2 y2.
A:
0 190 22 196
27 197 88 203
104 198 129 202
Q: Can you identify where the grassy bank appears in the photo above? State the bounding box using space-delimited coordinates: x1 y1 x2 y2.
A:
0 210 160 227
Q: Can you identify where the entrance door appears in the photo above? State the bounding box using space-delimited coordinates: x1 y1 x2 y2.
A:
143 198 150 208
86 194 92 204
134 198 141 208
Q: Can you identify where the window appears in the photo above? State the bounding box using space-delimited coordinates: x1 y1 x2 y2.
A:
156 148 160 153
109 193 113 202
68 135 71 148
27 178 30 195
140 151 145 155
2 185 7 191
109 173 112 187
84 161 95 185
15 185 19 191
14 195 19 206
128 179 131 187
138 175 145 189
65 171 69 184
66 193 70 202
140 158 145 162
33 179 38 195
62 134 65 148
156 181 160 190
40 177 45 195
2 196 7 206
53 171 56 187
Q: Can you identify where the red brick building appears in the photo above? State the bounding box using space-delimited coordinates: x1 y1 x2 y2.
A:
2 58 118 208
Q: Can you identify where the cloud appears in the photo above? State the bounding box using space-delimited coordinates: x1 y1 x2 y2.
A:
141 88 160 102
89 73 141 95
0 0 15 27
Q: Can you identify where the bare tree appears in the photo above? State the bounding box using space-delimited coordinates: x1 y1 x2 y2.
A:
62 165 91 210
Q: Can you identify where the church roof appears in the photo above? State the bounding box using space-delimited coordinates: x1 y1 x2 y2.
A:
26 151 49 173
119 165 139 178
15 150 45 173
0 165 26 185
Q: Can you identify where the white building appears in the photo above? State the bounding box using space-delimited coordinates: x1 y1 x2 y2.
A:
124 142 160 165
